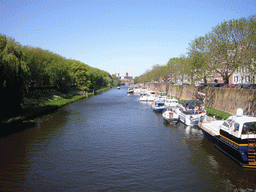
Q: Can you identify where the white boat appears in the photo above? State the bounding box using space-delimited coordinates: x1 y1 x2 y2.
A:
152 101 167 113
117 86 120 89
139 93 148 101
165 98 179 107
147 90 157 101
199 108 256 169
179 99 207 126
133 87 141 94
127 87 134 94
156 95 168 101
162 107 180 124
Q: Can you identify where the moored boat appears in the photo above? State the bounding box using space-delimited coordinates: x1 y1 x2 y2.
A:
152 101 167 113
162 107 180 124
199 108 256 168
179 99 207 126
127 87 134 94
133 87 140 94
165 98 179 107
139 93 148 101
147 90 157 101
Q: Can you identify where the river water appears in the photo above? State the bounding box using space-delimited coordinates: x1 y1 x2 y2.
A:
1 86 256 191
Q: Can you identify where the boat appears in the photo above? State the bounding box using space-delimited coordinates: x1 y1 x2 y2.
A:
152 101 167 113
162 107 180 124
199 108 256 168
179 99 207 126
147 90 157 101
117 86 120 89
156 95 168 101
127 87 134 94
139 92 148 101
133 87 141 94
165 98 179 107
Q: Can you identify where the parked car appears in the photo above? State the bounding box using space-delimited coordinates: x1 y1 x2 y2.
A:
247 84 256 89
181 83 190 85
237 84 250 89
229 84 238 88
207 83 215 87
196 83 208 87
213 83 224 87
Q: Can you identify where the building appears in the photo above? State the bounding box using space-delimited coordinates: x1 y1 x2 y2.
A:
115 72 133 85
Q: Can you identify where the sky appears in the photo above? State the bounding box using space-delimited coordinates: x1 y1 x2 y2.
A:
1 0 255 77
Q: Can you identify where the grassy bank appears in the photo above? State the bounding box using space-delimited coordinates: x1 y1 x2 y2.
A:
205 106 232 120
1 87 110 126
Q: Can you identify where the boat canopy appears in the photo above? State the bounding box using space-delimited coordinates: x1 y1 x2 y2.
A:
154 101 165 107
184 99 204 106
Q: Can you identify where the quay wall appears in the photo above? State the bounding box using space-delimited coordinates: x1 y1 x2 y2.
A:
146 83 256 115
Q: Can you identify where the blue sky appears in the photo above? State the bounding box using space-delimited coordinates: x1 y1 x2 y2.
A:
1 0 255 77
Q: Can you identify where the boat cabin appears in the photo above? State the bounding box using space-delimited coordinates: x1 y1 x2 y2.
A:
219 109 256 139
154 101 165 107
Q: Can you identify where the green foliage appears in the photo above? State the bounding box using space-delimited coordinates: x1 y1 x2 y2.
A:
133 76 138 84
0 34 28 115
111 74 121 87
205 106 232 120
136 15 256 85
1 33 117 118
70 60 91 91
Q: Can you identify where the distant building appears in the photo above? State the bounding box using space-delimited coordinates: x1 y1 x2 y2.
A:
114 72 133 85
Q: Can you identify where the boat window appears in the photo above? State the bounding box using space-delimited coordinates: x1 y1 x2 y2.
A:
242 122 256 134
234 123 239 132
222 119 232 129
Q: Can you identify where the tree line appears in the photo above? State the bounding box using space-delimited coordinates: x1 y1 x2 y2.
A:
0 34 120 115
135 15 256 85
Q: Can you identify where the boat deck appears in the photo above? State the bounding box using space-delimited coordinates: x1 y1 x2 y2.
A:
199 121 223 136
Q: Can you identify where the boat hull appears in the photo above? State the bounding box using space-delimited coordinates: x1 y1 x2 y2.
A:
179 113 205 126
152 107 167 113
215 131 256 168
163 117 179 124
200 122 256 168
200 128 219 143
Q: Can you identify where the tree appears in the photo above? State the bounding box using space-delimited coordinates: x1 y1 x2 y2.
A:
245 15 256 83
111 74 121 87
70 60 91 91
206 18 252 84
187 36 209 83
0 34 27 116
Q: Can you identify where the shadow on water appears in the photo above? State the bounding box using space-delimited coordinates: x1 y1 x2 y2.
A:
200 138 256 190
1 87 256 191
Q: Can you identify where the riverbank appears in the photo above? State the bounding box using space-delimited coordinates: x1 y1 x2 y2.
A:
146 82 256 116
175 97 232 120
0 87 110 137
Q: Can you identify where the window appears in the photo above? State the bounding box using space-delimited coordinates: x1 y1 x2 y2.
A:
234 76 238 82
234 123 240 132
222 119 232 129
242 122 256 134
245 76 250 82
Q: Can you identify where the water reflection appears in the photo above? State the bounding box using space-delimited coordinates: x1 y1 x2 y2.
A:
200 135 256 190
1 87 256 191
0 107 71 191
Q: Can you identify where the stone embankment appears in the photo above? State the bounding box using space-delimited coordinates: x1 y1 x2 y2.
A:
146 83 256 116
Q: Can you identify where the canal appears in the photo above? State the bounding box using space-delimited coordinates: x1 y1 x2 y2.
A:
1 86 256 191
